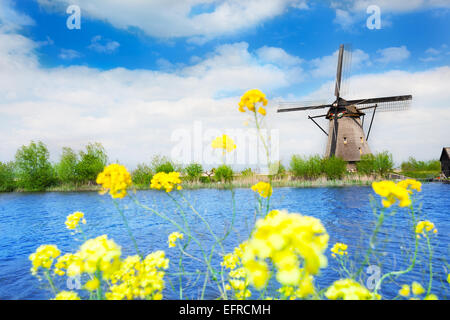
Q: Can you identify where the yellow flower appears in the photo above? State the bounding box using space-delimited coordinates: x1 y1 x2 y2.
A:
65 211 86 230
257 107 267 116
106 251 169 300
330 242 348 258
74 235 122 279
415 220 437 237
150 172 182 193
168 232 184 248
29 245 61 275
325 279 377 300
397 179 422 193
241 210 328 290
424 294 438 300
53 291 81 300
211 134 236 153
85 277 100 291
399 284 410 297
238 89 268 114
54 253 81 276
221 252 240 270
447 274 450 284
96 164 132 199
412 282 425 295
251 181 273 198
372 180 412 208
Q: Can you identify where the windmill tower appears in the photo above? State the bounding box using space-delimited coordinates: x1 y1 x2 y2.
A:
278 44 412 168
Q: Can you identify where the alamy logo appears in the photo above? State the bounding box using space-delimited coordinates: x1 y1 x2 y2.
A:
66 5 81 30
366 265 381 289
366 5 381 30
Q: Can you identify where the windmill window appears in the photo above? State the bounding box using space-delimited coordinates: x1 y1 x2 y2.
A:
343 137 347 145
360 137 364 143
359 147 362 155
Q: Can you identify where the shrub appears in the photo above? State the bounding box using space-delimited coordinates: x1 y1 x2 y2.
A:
214 165 233 183
321 156 347 180
240 168 254 178
199 176 212 184
0 161 15 192
401 157 440 172
75 143 108 184
55 147 78 184
184 163 203 182
14 141 55 190
374 151 394 177
357 154 376 175
290 155 322 179
150 155 177 174
132 164 153 186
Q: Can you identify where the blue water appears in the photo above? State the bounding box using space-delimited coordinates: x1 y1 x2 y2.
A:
0 184 449 300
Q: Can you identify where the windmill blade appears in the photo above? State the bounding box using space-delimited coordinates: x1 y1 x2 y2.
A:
334 44 345 98
348 95 412 113
339 43 353 97
277 100 332 113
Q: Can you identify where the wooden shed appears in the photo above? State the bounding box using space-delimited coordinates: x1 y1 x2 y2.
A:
440 147 450 178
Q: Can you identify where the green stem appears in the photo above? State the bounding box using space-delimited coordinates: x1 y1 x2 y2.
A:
44 270 58 296
113 200 142 259
426 235 433 296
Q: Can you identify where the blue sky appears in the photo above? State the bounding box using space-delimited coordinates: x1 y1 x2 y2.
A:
0 0 449 168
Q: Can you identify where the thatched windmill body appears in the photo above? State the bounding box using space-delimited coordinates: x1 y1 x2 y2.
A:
278 44 412 167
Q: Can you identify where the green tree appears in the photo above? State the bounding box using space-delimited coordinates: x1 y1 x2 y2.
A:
374 151 394 177
132 164 153 186
184 163 203 182
14 141 55 190
357 154 376 175
75 142 107 184
214 165 233 183
321 156 347 180
55 147 78 184
0 161 16 192
290 155 322 179
150 155 177 174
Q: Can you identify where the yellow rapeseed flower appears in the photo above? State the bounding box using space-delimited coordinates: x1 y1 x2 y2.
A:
251 181 273 198
447 274 450 284
106 251 169 300
241 210 328 289
96 164 132 199
372 180 412 208
330 242 348 258
53 291 81 300
150 172 183 192
29 244 61 275
415 220 437 237
412 282 425 295
399 284 410 297
211 134 236 153
85 277 100 291
168 232 184 248
238 89 268 114
325 279 377 300
65 211 86 230
424 294 438 300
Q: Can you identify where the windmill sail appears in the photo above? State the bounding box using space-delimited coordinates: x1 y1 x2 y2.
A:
350 95 412 113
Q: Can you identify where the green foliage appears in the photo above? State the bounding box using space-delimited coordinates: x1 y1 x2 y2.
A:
199 176 212 184
214 165 233 183
401 171 439 180
270 161 287 179
75 143 107 184
374 151 394 177
14 141 55 190
150 155 177 174
401 157 441 172
321 156 347 180
132 164 153 186
357 154 376 175
184 163 203 182
55 147 78 184
240 168 254 178
290 155 322 179
0 161 15 192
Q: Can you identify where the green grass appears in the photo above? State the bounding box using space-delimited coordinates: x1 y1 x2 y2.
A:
400 171 440 180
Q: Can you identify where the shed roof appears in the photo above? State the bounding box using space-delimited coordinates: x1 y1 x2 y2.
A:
440 147 450 161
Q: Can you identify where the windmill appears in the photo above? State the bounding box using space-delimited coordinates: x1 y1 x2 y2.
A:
277 44 412 168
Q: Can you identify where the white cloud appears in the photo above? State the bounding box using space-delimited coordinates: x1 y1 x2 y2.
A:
310 48 370 78
0 0 34 31
88 35 120 54
376 46 410 64
58 48 82 60
256 46 304 67
36 0 308 40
